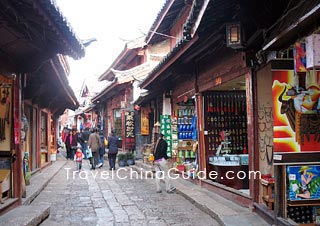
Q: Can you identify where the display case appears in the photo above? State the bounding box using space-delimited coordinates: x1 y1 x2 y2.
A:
208 154 249 189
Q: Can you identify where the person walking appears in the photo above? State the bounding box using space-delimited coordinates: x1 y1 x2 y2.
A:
74 146 84 172
97 130 107 168
78 127 90 159
107 129 118 170
64 129 72 159
153 133 176 193
87 128 102 170
65 129 78 159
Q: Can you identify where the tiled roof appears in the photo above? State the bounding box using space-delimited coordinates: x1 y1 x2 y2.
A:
38 0 85 59
140 0 209 89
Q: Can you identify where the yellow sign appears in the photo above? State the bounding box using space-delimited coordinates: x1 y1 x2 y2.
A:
141 107 149 135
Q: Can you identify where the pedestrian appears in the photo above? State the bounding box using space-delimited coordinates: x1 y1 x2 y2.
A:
78 127 90 159
74 146 84 172
153 133 176 193
64 129 72 159
97 130 107 168
87 127 102 170
107 129 119 170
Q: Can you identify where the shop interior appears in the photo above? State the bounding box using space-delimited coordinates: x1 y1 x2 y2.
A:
172 98 197 174
204 75 250 194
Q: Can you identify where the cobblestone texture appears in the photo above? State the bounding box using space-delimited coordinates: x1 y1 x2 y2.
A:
35 161 219 226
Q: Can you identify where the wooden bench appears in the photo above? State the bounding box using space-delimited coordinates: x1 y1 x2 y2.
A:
0 170 10 204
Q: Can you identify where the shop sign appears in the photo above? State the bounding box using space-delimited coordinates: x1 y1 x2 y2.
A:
141 107 149 135
272 70 320 153
160 115 172 157
125 111 135 149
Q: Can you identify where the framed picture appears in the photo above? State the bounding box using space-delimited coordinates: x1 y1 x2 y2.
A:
287 165 320 201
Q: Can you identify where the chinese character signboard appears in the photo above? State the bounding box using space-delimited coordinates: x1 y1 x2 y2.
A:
160 115 172 157
125 111 135 150
287 165 320 201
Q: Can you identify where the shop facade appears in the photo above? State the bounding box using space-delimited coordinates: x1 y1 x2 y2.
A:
254 40 320 226
0 0 83 213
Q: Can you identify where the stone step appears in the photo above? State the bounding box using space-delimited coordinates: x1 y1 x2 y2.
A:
0 204 50 226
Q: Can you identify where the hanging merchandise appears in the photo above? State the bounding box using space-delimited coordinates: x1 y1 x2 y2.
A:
204 91 248 155
0 85 11 142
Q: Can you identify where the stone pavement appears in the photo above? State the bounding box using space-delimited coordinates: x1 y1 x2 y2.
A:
0 157 271 226
35 160 219 226
0 160 67 226
133 160 271 226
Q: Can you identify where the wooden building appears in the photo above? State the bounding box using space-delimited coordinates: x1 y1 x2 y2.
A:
138 0 320 225
0 0 84 214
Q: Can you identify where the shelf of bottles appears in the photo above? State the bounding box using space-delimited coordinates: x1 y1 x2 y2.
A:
178 107 194 140
176 105 196 162
204 91 248 155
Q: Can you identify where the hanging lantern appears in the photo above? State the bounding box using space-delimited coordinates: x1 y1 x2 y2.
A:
226 23 242 48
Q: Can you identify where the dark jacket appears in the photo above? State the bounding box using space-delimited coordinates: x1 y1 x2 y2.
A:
108 134 118 154
79 129 90 144
99 134 106 155
154 138 168 161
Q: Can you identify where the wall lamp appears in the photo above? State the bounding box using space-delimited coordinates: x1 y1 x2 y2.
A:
226 23 243 49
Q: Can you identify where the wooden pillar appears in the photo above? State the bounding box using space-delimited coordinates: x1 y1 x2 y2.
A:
12 74 22 202
195 93 205 175
246 70 260 203
274 165 286 224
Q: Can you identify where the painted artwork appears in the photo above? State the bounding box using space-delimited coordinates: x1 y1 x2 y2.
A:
294 42 307 73
287 165 320 201
272 70 320 152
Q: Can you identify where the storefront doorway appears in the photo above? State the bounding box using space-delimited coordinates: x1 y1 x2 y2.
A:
203 75 249 194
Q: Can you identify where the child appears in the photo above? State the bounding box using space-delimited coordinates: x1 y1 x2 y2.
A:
74 147 84 172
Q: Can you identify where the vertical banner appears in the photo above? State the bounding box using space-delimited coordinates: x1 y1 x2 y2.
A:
124 111 135 150
140 107 149 135
294 42 307 73
160 115 172 157
272 70 320 152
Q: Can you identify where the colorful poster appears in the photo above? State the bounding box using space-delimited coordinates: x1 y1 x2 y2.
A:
272 70 320 152
294 42 307 73
287 165 320 201
140 107 149 135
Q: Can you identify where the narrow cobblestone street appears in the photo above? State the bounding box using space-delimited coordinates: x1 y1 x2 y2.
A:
34 160 219 226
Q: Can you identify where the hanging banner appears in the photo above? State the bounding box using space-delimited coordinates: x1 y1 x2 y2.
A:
140 107 149 135
294 42 307 73
272 70 320 153
124 111 135 150
160 115 172 157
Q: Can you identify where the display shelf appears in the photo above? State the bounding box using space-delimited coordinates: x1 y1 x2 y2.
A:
204 91 248 155
287 200 320 206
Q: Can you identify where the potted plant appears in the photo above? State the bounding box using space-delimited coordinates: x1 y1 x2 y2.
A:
118 153 127 167
126 152 135 165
